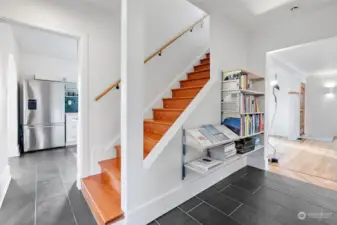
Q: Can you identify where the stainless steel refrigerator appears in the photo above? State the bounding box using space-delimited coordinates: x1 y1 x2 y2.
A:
21 80 65 152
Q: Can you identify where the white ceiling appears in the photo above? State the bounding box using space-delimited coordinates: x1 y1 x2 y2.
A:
9 22 78 61
270 36 337 76
188 0 337 28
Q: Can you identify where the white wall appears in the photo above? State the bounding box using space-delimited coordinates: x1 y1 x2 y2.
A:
0 23 16 207
145 0 206 57
247 4 337 76
143 0 209 117
266 56 306 138
6 39 19 158
19 53 78 82
305 75 337 137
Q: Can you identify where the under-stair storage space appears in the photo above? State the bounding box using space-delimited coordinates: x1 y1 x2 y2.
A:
181 69 265 181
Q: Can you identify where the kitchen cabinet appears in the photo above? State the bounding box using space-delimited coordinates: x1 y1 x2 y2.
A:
66 113 78 146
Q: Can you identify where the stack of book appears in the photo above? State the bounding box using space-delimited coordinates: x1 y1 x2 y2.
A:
240 95 262 113
240 114 264 136
208 142 236 161
186 157 223 174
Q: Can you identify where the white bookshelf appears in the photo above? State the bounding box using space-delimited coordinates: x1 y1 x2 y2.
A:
221 69 265 134
221 69 265 172
221 89 265 95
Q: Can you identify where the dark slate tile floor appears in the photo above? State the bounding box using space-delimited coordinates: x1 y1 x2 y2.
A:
149 166 337 225
0 147 96 225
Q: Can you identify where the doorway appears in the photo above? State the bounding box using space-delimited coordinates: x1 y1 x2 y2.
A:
300 82 305 136
266 36 337 191
0 19 93 224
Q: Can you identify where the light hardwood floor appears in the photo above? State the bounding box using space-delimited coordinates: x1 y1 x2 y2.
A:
267 136 337 192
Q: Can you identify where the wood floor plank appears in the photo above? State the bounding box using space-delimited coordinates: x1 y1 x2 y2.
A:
268 136 337 192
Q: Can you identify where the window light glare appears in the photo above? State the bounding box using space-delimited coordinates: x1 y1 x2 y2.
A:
325 93 335 98
324 82 336 88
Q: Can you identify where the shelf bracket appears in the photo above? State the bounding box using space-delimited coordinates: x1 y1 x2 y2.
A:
182 128 186 180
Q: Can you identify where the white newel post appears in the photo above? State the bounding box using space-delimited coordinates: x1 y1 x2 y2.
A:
120 0 144 214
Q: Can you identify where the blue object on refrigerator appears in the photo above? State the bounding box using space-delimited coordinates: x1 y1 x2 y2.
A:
65 96 78 113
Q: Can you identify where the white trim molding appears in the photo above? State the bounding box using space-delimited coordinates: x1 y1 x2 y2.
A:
0 165 11 208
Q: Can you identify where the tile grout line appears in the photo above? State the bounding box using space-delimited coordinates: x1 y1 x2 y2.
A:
195 196 243 225
56 163 79 225
218 183 232 193
34 165 37 225
186 201 204 213
177 206 203 225
228 203 242 217
252 186 262 195
154 219 160 225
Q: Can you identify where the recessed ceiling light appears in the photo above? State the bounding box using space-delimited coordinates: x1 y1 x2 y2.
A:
290 6 299 11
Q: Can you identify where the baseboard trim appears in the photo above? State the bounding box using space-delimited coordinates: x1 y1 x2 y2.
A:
119 158 246 225
0 165 11 208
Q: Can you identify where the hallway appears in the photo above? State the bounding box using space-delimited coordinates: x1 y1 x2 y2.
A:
0 148 95 225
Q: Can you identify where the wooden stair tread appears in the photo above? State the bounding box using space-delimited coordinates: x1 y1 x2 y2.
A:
162 97 194 100
81 174 123 224
188 69 209 74
144 119 173 125
182 77 209 82
152 108 184 111
171 85 204 91
99 159 121 180
195 63 210 67
144 131 163 141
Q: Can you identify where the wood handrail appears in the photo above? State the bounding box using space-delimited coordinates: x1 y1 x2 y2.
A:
95 14 208 101
95 79 121 101
144 14 208 64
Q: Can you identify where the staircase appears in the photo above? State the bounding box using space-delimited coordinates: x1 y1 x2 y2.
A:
81 53 210 225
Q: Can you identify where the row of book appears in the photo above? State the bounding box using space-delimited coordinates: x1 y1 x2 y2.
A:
240 114 264 137
240 95 263 113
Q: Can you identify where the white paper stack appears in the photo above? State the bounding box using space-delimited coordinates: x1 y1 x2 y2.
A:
186 157 223 174
208 142 236 160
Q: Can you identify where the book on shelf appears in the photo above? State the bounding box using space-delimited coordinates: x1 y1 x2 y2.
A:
240 114 264 136
208 142 237 161
223 70 252 90
240 95 263 113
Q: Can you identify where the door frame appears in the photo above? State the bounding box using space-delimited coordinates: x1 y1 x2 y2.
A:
0 16 90 189
300 82 305 136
